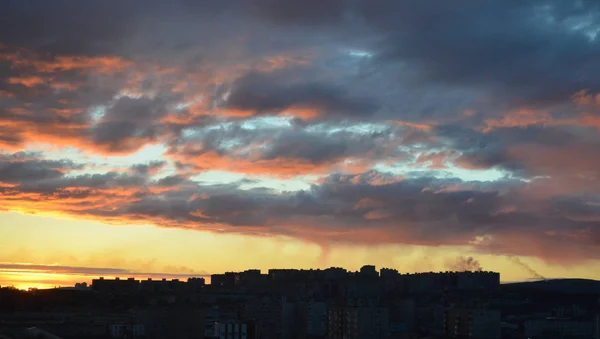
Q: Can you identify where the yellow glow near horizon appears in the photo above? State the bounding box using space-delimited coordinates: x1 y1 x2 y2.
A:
1 211 599 289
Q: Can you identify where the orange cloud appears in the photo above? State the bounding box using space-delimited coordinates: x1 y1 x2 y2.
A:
0 109 168 156
481 109 554 132
347 171 404 186
388 120 434 131
414 150 458 169
7 76 45 87
0 152 598 266
34 56 131 74
50 82 80 91
572 90 600 107
48 108 83 118
170 149 351 177
280 107 321 120
217 106 338 119
482 106 600 132
1 47 132 75
0 89 15 98
364 209 392 220
354 198 384 209
256 54 312 72
506 144 600 176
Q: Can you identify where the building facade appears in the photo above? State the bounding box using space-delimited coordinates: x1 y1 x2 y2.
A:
444 308 501 339
217 321 257 339
328 304 389 339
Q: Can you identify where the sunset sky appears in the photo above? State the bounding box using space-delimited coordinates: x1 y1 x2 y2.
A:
1 0 600 289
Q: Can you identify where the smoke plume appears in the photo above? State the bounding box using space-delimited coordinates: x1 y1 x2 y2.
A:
447 256 483 272
508 256 545 280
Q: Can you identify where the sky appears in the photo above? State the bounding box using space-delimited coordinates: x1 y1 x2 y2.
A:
1 0 600 289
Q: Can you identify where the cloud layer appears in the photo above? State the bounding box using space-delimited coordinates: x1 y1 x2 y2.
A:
0 263 207 278
1 0 599 266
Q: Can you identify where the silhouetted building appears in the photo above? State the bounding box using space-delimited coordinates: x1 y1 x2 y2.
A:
405 271 500 292
91 277 139 294
524 317 596 339
242 296 285 339
328 302 389 339
416 305 445 337
380 268 399 279
211 272 236 287
187 277 205 292
444 308 501 339
138 308 205 339
389 298 415 336
2 267 517 339
108 324 145 338
217 321 257 339
359 265 378 278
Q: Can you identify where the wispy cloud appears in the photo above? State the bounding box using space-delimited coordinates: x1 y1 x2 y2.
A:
0 263 208 278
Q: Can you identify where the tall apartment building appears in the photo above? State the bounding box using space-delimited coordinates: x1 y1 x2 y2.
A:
217 321 257 339
444 308 501 339
524 317 596 339
91 277 139 294
328 304 390 339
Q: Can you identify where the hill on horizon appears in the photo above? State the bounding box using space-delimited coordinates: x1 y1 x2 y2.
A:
503 278 600 294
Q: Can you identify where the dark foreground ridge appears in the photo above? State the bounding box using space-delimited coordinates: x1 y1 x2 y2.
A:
1 266 599 339
504 279 600 295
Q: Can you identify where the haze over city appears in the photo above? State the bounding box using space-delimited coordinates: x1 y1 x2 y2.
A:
1 0 600 290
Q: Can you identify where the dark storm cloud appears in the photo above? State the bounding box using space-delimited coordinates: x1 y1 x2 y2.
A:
100 96 169 123
170 120 404 176
259 132 358 163
224 71 380 118
2 0 598 110
0 126 24 148
260 128 393 163
291 173 599 263
369 0 600 106
547 196 600 222
0 154 153 198
0 45 186 154
250 0 600 107
86 170 600 262
0 152 82 184
155 175 187 187
33 171 154 194
172 117 600 185
0 150 599 263
90 96 172 153
311 173 504 239
0 0 239 57
0 0 138 56
249 0 348 26
0 49 134 151
447 124 600 182
131 161 167 176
